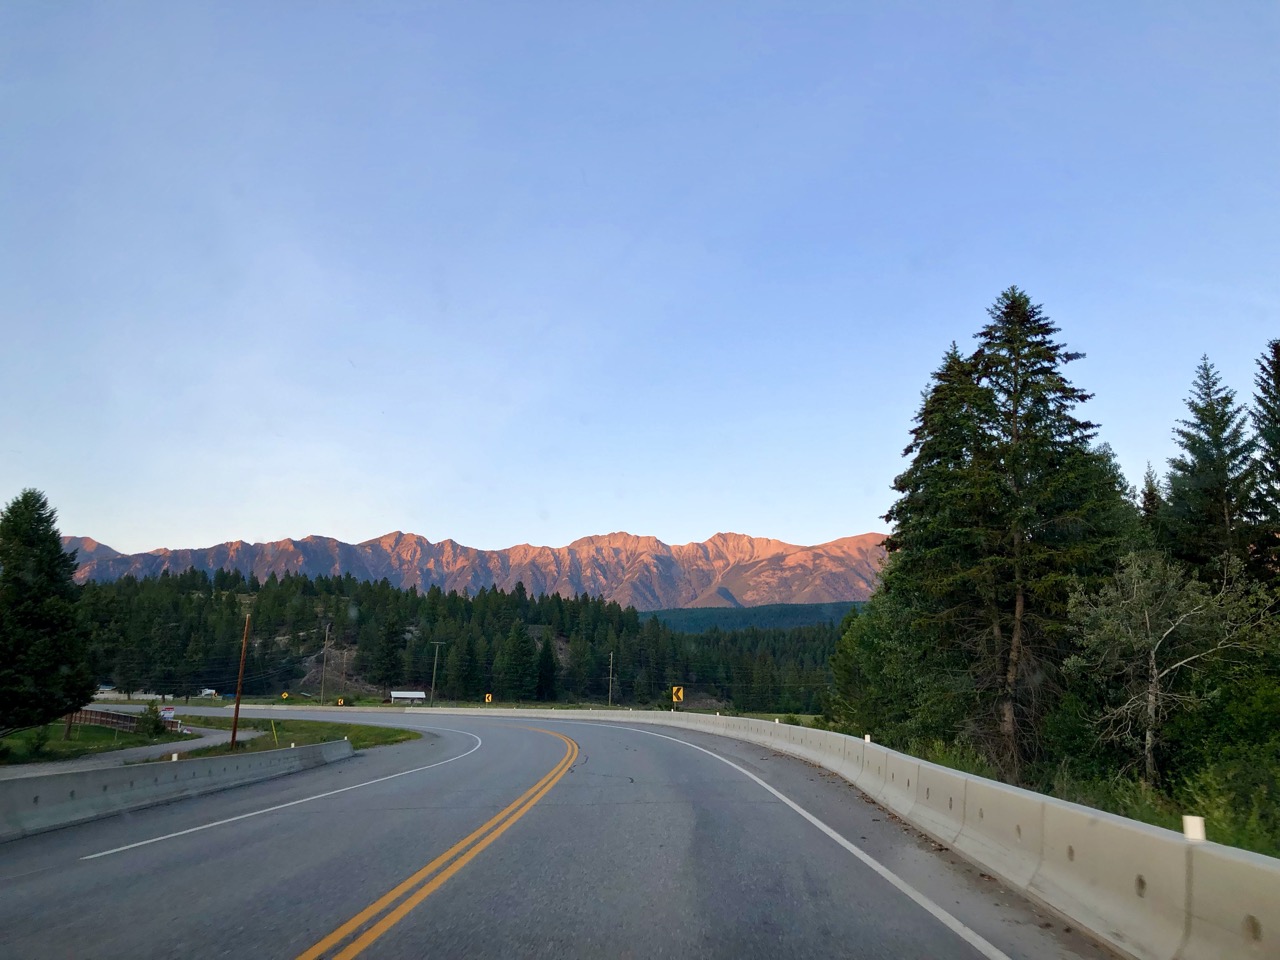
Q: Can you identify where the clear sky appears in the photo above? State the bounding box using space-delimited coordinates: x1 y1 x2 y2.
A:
2 2 1277 554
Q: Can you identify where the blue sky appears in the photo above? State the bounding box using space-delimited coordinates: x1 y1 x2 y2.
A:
2 2 1277 554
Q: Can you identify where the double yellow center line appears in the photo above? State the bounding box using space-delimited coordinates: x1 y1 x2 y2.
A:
296 728 579 960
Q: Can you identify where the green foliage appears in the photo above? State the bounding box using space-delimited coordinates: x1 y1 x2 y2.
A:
1251 339 1280 579
842 290 1134 779
495 621 537 701
646 602 858 632
1139 464 1166 542
1050 755 1280 859
76 570 835 713
28 723 50 756
0 489 96 738
535 634 558 701
830 570 970 744
1050 770 1181 833
137 701 168 737
1066 551 1270 784
1162 357 1257 579
833 293 1280 854
904 737 998 779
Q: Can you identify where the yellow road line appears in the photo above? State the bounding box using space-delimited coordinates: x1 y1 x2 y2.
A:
296 728 578 960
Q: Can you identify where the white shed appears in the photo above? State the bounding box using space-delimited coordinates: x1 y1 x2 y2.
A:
390 690 427 703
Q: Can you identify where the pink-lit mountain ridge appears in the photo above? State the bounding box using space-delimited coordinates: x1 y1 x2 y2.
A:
63 531 886 612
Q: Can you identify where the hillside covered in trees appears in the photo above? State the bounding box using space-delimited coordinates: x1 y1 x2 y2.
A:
830 288 1280 853
76 569 835 714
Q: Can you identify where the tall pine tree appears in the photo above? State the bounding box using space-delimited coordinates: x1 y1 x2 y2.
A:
853 289 1133 779
1250 339 1280 580
1139 464 1165 539
494 621 536 701
535 633 558 701
0 490 95 737
971 288 1132 777
1163 357 1256 580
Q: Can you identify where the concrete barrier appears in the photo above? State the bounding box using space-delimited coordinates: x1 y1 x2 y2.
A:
1181 841 1280 959
911 761 968 844
954 775 1044 888
1030 799 1188 960
879 751 921 818
857 741 891 798
0 740 353 843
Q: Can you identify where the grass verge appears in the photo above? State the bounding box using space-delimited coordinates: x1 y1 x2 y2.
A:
164 716 420 759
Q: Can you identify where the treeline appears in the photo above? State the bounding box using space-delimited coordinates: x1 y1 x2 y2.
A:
77 568 835 712
831 287 1279 852
647 601 857 633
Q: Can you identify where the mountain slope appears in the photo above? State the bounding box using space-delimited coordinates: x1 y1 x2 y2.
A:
63 531 886 611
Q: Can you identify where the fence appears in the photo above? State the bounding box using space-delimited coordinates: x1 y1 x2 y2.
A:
62 708 181 733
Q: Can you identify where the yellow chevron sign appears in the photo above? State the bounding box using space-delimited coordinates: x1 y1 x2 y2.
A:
672 686 684 703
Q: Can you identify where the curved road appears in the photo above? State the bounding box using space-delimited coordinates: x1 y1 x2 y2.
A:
0 711 1115 959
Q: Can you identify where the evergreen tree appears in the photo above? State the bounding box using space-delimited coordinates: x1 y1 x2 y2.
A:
859 289 1132 779
535 633 558 701
1250 340 1280 580
1163 357 1256 579
443 640 464 700
874 344 995 739
370 618 406 694
1139 464 1165 538
0 490 95 737
566 629 591 697
495 621 536 701
474 635 492 697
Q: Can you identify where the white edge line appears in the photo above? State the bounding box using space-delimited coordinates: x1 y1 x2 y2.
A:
80 727 484 861
533 719 1013 960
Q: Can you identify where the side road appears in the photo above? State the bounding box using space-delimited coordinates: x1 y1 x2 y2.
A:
0 727 263 781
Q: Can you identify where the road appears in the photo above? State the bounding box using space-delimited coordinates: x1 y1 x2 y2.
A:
0 711 1115 959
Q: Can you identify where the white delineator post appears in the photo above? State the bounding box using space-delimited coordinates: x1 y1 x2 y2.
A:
1182 815 1206 842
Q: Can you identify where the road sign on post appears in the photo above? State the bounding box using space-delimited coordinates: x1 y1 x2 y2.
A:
485 693 493 703
336 697 345 706
672 686 684 703
281 692 289 700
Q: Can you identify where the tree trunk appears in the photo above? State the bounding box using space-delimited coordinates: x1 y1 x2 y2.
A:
1145 646 1159 785
1000 582 1025 781
999 521 1027 782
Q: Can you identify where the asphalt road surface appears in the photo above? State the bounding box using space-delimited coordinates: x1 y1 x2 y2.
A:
0 710 1117 959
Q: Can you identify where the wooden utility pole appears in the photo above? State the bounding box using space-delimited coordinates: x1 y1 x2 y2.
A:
428 641 446 707
230 614 251 749
320 623 331 705
608 651 614 708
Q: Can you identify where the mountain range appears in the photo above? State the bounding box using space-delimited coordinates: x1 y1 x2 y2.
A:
62 531 886 611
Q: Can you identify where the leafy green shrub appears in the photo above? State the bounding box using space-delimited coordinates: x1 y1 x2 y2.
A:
1050 770 1180 832
1174 740 1280 857
907 737 999 779
28 724 51 756
137 702 167 737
